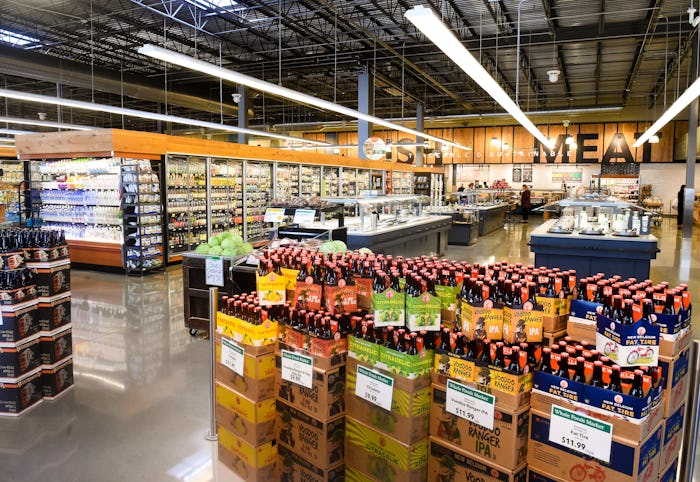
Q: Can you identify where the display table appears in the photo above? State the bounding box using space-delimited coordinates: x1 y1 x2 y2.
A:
182 252 256 333
345 215 452 257
529 220 659 279
428 211 478 246
478 204 510 235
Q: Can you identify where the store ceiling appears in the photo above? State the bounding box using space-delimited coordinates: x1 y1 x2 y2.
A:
0 0 697 135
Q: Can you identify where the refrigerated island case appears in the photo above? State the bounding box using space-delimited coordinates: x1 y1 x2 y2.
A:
529 197 659 279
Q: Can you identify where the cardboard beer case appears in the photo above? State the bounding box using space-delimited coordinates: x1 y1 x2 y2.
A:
596 314 660 368
431 371 531 412
38 324 72 366
214 333 276 400
0 333 41 378
348 336 434 379
659 404 684 470
427 437 528 482
275 398 344 469
277 443 344 482
41 355 74 399
0 366 43 416
528 408 663 482
344 416 428 482
658 346 689 418
430 382 530 469
215 311 277 356
214 382 275 446
36 293 71 332
217 425 277 482
0 299 39 343
27 259 70 298
345 357 431 445
542 329 567 349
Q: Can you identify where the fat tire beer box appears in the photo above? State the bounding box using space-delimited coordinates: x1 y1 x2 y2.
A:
0 333 41 378
0 366 43 415
27 260 70 298
39 325 72 366
41 356 74 399
36 293 71 332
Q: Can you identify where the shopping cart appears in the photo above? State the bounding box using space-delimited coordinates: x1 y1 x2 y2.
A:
504 203 518 226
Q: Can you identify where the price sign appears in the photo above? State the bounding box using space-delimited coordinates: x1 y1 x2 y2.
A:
205 256 224 287
264 208 285 223
445 379 495 430
355 365 394 411
221 337 244 376
549 405 613 463
281 350 313 388
293 209 316 225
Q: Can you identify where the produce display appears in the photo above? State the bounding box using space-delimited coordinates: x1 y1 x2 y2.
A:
194 229 253 257
213 244 689 482
268 196 332 209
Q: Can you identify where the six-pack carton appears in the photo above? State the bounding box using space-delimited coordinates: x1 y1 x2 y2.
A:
217 425 277 482
428 437 528 482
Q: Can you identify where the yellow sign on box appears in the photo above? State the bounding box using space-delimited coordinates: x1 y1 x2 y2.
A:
256 272 287 306
216 312 278 347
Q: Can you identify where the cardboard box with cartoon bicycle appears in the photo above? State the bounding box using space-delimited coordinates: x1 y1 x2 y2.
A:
596 314 660 368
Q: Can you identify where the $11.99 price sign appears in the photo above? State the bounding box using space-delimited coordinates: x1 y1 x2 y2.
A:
445 379 495 430
355 365 394 411
548 405 613 463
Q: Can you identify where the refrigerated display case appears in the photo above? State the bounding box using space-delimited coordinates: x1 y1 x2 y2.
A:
321 166 340 197
276 163 300 197
0 160 25 226
386 170 412 195
301 165 321 197
244 161 272 242
165 155 207 260
209 157 242 236
340 167 358 196
357 169 370 193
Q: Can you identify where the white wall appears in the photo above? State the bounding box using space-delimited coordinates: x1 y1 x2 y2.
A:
451 164 600 191
639 163 694 215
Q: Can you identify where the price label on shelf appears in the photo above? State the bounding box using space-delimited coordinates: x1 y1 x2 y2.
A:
549 405 613 463
355 365 394 411
281 350 313 388
205 256 224 287
292 209 316 225
445 379 495 430
221 337 244 376
264 208 285 223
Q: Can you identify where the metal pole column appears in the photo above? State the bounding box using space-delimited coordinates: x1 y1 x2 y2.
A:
416 103 424 167
205 287 218 441
357 69 374 159
237 85 248 145
680 340 700 481
684 32 699 238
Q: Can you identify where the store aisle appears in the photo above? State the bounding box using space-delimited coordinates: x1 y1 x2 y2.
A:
1 217 699 481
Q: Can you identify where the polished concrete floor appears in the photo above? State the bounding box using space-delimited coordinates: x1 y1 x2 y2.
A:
0 216 698 481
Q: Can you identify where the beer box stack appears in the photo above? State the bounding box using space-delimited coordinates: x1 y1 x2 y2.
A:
528 328 667 482
214 310 278 482
429 349 531 482
539 289 569 349
0 246 43 416
275 322 347 482
24 244 74 402
344 336 432 482
655 303 691 479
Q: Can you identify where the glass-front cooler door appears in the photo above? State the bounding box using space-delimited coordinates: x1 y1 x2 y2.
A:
166 155 207 260
275 163 300 199
340 167 357 197
357 169 370 194
300 165 321 198
243 161 272 242
209 157 242 237
321 166 340 197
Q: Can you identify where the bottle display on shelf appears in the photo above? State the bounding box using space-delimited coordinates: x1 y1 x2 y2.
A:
276 164 300 198
300 165 321 197
121 160 163 273
0 161 25 226
386 171 413 195
414 172 430 195
321 166 340 197
35 158 124 244
166 156 207 259
209 158 242 237
244 161 272 242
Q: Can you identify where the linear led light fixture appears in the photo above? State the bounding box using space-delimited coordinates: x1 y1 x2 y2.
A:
137 44 470 151
0 89 328 146
404 5 554 150
0 115 94 131
283 141 431 151
633 76 700 147
0 128 34 135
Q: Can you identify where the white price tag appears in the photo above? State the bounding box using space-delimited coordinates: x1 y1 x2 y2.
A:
205 256 224 287
221 337 244 376
281 350 313 388
549 405 613 463
293 209 316 225
264 208 285 223
445 379 495 430
355 365 394 411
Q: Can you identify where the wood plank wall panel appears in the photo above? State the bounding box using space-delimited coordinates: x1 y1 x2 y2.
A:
501 126 515 164
657 123 674 162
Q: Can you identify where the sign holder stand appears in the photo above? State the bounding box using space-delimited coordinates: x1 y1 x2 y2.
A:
205 287 218 442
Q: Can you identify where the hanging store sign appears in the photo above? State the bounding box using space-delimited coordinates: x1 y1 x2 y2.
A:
362 136 387 161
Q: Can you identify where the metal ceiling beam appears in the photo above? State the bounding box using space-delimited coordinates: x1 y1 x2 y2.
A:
540 0 572 102
314 0 474 112
648 28 697 108
622 0 665 106
0 45 241 116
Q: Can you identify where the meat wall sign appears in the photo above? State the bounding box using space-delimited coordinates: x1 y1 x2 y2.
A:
534 132 660 164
